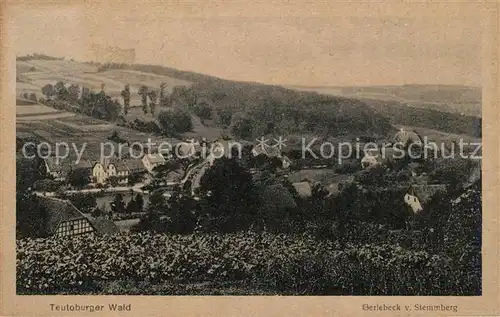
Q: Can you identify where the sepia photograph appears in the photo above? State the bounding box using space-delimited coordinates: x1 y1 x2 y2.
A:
1 1 497 314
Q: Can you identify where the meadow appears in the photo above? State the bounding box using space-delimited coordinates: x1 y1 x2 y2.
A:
16 60 191 104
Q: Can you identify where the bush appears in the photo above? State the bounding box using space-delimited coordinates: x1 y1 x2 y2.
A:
33 179 60 192
157 109 193 135
16 232 478 295
128 119 162 134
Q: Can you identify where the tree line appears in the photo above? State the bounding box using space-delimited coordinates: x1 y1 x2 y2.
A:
40 81 194 136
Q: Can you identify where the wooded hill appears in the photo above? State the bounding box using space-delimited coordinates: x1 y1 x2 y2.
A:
97 63 394 139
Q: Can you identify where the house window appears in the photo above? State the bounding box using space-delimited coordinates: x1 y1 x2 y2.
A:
414 197 416 202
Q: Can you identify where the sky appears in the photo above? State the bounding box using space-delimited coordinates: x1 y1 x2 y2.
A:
8 1 486 86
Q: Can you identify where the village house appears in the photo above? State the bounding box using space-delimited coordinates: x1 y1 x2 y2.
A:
44 157 72 181
404 184 447 213
124 158 147 175
106 160 129 184
72 159 93 176
92 159 108 184
207 139 242 166
38 197 96 238
37 197 120 237
252 143 291 169
142 153 167 173
92 157 145 184
292 181 313 198
325 175 355 196
361 148 382 169
393 128 423 146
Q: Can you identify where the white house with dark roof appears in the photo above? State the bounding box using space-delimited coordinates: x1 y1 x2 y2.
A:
107 160 129 184
404 184 447 213
142 153 166 173
92 160 108 184
92 157 134 184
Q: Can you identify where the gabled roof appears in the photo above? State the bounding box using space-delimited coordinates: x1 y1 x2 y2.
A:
108 159 129 172
165 170 183 182
73 159 93 169
144 153 166 164
44 157 72 173
407 184 446 204
292 182 312 198
394 128 423 145
253 144 281 157
38 197 92 235
124 159 146 172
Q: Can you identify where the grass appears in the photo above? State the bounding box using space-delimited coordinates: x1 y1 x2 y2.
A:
60 115 109 125
102 69 191 92
16 60 191 105
16 105 61 115
16 112 76 121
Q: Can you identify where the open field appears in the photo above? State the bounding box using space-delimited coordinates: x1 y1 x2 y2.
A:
16 61 37 74
395 124 481 145
16 98 76 121
16 104 61 115
59 115 110 125
17 114 182 160
124 106 225 141
16 60 192 105
16 113 76 121
103 69 191 93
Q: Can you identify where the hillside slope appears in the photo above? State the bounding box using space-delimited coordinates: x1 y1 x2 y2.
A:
289 84 481 117
288 85 482 137
17 59 394 140
362 98 481 138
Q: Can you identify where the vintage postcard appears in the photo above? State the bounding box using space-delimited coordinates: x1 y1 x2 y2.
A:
0 0 499 316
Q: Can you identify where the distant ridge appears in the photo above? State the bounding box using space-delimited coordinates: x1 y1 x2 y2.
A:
287 84 481 119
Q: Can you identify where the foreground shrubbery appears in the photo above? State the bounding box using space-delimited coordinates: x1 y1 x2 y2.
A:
17 232 478 295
